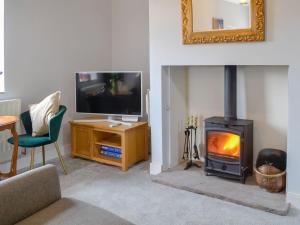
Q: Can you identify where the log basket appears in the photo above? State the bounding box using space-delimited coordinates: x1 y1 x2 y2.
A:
254 148 287 193
254 167 286 193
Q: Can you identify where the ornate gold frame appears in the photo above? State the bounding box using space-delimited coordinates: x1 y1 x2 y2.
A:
182 0 265 44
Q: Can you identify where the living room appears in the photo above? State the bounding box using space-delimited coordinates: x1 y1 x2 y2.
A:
0 0 299 225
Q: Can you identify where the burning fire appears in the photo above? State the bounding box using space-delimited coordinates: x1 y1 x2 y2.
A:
208 132 240 158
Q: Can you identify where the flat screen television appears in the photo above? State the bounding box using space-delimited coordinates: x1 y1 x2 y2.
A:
76 71 142 117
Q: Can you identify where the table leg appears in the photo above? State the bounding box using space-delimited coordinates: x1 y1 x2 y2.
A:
10 125 19 176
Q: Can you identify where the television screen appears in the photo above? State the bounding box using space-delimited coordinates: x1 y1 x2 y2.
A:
76 72 142 116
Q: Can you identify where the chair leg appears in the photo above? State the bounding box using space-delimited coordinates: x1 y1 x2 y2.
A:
30 148 35 170
42 146 46 165
54 142 67 175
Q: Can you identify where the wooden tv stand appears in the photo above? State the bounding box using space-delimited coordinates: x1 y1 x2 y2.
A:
70 118 149 171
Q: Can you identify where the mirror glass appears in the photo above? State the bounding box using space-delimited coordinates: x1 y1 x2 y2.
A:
192 0 251 32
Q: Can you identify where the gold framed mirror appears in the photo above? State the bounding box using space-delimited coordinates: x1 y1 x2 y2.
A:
182 0 265 44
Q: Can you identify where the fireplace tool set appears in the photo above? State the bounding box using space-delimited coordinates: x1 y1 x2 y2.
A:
182 116 201 170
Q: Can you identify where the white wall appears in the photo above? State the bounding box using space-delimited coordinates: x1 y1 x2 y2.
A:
149 0 300 208
0 0 3 92
168 66 188 167
1 0 112 158
111 0 150 119
0 0 149 164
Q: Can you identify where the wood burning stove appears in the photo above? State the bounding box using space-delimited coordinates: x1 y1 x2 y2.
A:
205 66 253 183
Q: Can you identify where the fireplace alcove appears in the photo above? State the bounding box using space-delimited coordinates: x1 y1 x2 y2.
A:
161 65 288 176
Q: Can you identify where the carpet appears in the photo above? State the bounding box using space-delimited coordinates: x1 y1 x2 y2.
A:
34 157 300 225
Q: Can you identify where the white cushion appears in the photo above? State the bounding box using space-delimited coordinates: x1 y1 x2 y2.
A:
29 91 61 137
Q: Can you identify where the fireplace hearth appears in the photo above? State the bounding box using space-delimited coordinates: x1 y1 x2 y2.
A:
205 66 253 183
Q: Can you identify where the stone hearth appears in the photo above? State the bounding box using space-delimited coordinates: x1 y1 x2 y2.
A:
151 163 290 216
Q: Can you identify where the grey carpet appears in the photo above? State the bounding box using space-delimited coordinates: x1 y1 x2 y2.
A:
151 163 289 216
27 157 300 225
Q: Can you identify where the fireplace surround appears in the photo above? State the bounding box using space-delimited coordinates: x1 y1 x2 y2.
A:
205 66 253 183
148 0 299 208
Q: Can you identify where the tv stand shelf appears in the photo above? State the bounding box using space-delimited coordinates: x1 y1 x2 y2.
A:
70 118 149 171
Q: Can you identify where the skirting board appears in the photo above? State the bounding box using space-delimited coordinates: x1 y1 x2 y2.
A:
150 162 162 175
0 144 71 172
287 192 300 210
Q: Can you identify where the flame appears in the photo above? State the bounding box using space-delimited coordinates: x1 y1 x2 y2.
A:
208 132 240 158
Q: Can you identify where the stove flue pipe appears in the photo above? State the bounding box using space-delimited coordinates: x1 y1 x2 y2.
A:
224 65 237 121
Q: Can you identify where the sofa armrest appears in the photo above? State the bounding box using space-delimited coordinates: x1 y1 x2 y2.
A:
0 164 61 225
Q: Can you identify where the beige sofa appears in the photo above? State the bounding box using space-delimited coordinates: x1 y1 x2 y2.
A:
0 165 134 225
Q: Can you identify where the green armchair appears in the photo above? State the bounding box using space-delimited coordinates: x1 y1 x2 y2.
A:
8 105 68 174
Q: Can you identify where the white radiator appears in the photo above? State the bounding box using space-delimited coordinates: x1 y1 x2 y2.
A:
0 99 21 163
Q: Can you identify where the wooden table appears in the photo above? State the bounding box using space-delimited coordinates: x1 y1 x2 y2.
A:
0 116 19 178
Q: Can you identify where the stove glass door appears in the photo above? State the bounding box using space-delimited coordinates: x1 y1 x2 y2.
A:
207 131 240 159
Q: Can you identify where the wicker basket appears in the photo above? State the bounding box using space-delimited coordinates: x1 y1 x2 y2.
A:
254 165 286 193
